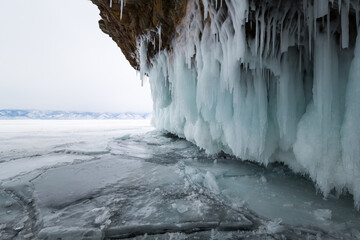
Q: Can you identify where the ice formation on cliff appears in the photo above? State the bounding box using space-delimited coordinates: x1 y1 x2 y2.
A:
138 0 360 207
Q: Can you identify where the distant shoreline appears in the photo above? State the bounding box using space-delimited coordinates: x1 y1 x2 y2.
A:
0 109 152 120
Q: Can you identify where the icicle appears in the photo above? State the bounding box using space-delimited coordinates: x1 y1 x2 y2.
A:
298 12 301 47
299 45 302 71
272 17 276 56
152 32 156 51
356 5 359 31
327 7 330 44
307 5 313 59
314 0 329 19
339 0 342 13
158 25 162 52
202 0 209 19
341 0 349 48
255 10 259 56
138 35 149 86
314 9 317 40
120 0 124 20
265 17 272 56
259 10 265 66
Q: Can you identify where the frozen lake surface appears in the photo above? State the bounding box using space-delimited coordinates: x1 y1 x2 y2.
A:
0 120 359 239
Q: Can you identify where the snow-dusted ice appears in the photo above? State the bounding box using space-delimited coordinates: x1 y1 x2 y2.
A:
0 120 359 239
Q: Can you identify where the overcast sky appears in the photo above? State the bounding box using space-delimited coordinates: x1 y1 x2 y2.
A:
0 0 153 113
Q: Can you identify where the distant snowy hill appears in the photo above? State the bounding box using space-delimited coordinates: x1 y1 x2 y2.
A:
0 110 151 120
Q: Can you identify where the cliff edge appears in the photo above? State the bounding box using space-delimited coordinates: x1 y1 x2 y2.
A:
90 0 188 69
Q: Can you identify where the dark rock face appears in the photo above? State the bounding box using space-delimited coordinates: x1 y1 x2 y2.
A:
92 0 357 70
90 0 188 70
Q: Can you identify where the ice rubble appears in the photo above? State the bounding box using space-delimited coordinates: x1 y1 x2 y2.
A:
137 0 360 207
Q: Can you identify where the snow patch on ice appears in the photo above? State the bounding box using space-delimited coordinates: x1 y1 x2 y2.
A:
92 207 112 225
313 209 332 221
260 218 285 234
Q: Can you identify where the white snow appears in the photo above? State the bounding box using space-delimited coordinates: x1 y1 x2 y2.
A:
139 0 360 207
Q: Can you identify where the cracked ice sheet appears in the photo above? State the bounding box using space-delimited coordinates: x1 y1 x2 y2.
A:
0 154 93 181
0 120 152 181
32 154 251 239
181 157 360 234
0 120 360 239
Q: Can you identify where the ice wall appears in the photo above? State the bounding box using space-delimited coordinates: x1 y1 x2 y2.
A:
138 0 360 207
